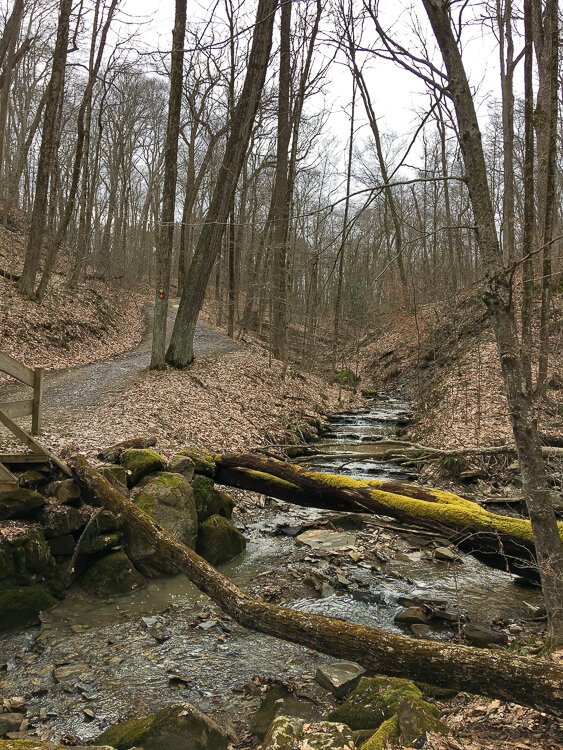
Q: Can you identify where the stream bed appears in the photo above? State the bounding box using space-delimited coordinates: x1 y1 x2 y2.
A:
0 395 544 744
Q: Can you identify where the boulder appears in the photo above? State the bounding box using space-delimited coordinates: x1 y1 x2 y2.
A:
126 472 198 576
0 488 45 520
44 479 81 505
0 526 58 589
251 684 321 739
315 662 366 698
167 455 195 481
37 505 86 538
47 534 76 557
97 702 229 750
328 676 448 746
0 584 57 632
0 713 24 738
463 624 508 648
191 475 234 522
178 447 218 477
17 469 50 489
196 515 246 566
80 532 122 555
120 449 166 487
79 550 144 597
262 716 356 750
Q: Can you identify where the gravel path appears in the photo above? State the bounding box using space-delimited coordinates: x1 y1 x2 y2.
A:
0 303 239 411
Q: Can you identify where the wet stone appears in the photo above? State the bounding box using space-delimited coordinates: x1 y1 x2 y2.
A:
52 663 91 683
434 546 460 563
394 607 430 625
315 662 366 698
295 530 356 552
0 713 24 737
463 624 508 648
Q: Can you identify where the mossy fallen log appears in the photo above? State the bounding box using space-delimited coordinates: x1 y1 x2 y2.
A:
183 450 563 581
68 454 563 717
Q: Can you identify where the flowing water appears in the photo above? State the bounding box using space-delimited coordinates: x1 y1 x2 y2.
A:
0 395 542 741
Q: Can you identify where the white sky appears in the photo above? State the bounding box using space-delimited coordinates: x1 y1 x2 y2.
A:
117 0 511 172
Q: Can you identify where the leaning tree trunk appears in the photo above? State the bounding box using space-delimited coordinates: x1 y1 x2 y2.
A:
180 448 563 582
422 0 563 648
67 455 563 717
165 0 278 367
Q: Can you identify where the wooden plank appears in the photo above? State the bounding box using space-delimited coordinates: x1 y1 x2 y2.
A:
0 461 18 490
31 367 43 435
0 399 33 419
0 352 34 386
0 453 49 464
0 409 72 476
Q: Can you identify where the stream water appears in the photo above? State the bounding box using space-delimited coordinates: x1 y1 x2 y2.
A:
0 395 543 742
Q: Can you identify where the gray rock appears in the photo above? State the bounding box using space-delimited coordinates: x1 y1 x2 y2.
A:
120 448 166 487
410 624 434 639
0 488 45 520
79 550 144 597
45 479 82 505
126 472 198 576
196 515 246 566
97 702 229 750
0 712 25 737
37 504 86 538
315 662 366 698
295 529 356 552
463 624 508 648
167 455 196 481
53 662 91 683
262 716 356 750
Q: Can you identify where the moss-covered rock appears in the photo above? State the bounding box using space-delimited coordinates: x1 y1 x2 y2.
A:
361 388 378 400
37 504 86 538
178 447 219 477
0 583 57 631
196 514 246 565
0 742 115 749
191 475 235 522
79 550 144 596
120 449 166 487
167 455 195 481
125 472 198 576
47 534 76 556
262 716 356 750
44 479 82 504
0 488 45 520
99 464 128 490
329 676 448 747
0 526 58 589
97 702 229 750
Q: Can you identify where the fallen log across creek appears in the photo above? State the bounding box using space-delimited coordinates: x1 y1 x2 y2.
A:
68 454 563 717
180 449 563 583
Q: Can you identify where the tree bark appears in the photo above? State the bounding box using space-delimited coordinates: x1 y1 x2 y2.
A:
150 0 187 369
179 449 563 582
67 454 563 717
165 0 278 367
18 0 73 297
423 0 563 648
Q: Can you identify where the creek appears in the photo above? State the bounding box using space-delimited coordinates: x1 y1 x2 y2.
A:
0 394 543 742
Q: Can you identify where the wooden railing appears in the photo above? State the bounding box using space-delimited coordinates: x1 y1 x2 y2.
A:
0 353 46 490
0 351 44 434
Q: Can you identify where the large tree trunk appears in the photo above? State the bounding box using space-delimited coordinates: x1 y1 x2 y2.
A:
180 449 563 582
18 0 73 297
422 0 563 648
165 0 278 367
150 0 187 369
67 454 563 717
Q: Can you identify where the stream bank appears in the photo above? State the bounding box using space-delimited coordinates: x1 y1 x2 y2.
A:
0 395 555 748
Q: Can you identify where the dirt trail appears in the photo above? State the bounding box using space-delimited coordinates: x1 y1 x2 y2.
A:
0 304 239 413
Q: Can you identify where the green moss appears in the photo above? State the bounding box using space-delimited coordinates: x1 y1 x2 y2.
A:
241 468 300 493
191 475 234 522
179 447 220 477
361 715 399 750
196 514 246 565
361 388 379 400
99 464 128 488
97 702 228 750
120 449 165 487
80 550 144 597
0 488 45 520
0 584 57 632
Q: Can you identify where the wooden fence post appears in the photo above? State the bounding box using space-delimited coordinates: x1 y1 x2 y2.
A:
31 367 44 435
